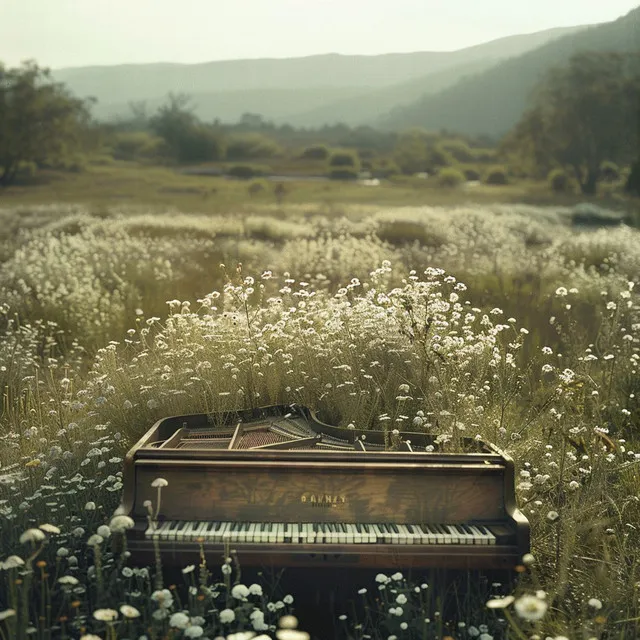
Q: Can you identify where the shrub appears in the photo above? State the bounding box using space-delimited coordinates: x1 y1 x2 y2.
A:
548 168 572 193
373 160 400 178
484 167 509 185
112 131 169 162
226 133 282 160
600 160 620 182
328 150 359 169
463 168 480 181
442 140 475 162
436 167 466 188
426 145 454 171
227 164 270 179
300 144 330 160
328 168 359 180
472 148 496 163
177 126 226 164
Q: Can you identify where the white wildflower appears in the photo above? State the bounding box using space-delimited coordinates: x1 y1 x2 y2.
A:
20 529 45 544
93 608 118 622
486 595 515 609
169 612 190 628
119 604 140 618
514 594 548 621
219 608 236 624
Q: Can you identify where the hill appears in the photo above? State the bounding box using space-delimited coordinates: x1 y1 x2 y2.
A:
378 6 640 136
52 25 587 125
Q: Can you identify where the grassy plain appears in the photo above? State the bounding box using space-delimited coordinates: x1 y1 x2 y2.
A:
0 166 638 639
1 161 633 214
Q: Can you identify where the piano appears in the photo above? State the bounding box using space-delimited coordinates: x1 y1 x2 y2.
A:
117 405 530 570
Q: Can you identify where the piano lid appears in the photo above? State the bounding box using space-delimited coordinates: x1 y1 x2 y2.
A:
135 404 495 456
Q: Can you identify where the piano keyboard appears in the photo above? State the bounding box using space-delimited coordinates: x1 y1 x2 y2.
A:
146 521 497 545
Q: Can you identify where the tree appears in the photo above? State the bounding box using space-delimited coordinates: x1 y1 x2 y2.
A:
0 61 92 187
393 129 435 175
500 51 640 195
149 94 225 163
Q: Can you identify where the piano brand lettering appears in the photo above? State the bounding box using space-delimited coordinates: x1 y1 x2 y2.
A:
300 493 347 508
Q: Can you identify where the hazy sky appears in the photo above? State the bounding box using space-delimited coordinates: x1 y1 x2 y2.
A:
2 0 638 69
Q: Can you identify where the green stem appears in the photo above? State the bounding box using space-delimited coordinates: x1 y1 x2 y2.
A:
503 609 530 640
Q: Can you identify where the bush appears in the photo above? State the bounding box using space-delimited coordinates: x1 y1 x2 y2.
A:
426 145 454 171
484 167 509 185
112 131 169 162
328 150 359 169
177 126 226 164
328 168 359 180
472 148 496 163
226 133 282 161
442 140 475 162
227 164 270 179
436 167 466 188
600 160 620 182
300 144 330 160
463 168 481 181
548 168 572 193
373 160 400 178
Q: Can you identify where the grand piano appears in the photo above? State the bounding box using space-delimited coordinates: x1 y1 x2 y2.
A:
118 405 530 570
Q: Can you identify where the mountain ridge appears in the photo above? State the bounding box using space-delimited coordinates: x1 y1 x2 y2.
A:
377 6 640 136
52 24 590 126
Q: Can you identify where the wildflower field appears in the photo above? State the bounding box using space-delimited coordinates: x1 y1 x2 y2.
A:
0 200 638 640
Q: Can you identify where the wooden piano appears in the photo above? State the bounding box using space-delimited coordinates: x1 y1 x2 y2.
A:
117 405 530 570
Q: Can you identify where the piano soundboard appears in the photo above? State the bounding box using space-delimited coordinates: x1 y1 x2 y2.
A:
117 405 530 570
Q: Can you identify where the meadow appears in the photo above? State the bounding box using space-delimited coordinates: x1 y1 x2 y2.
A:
0 182 638 639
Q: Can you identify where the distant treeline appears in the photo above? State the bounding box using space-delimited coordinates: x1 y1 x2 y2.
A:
1 51 639 196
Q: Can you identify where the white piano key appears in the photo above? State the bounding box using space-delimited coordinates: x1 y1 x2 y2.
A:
168 521 182 541
475 524 496 545
291 523 299 544
268 523 278 543
410 524 428 544
394 524 408 544
461 525 477 544
445 525 463 544
218 522 232 543
179 521 197 541
149 520 171 539
397 524 414 544
428 525 444 544
368 524 380 544
276 523 285 543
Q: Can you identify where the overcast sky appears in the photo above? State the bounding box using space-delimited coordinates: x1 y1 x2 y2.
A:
2 0 638 69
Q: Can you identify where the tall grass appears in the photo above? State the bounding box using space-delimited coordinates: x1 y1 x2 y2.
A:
0 202 638 638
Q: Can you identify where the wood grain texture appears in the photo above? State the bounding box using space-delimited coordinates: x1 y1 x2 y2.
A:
132 461 505 523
